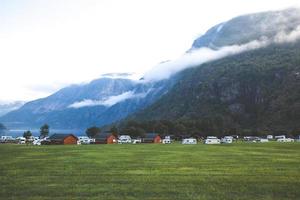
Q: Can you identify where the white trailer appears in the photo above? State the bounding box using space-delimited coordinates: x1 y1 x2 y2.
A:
162 136 171 144
205 136 221 144
118 135 132 144
78 136 93 144
221 136 233 144
258 138 269 143
277 138 294 142
182 138 197 144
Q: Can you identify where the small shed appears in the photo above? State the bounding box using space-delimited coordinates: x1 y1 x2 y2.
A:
94 133 117 144
49 134 78 145
142 133 161 143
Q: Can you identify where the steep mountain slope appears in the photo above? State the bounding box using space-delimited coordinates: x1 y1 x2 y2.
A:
0 75 179 129
131 41 300 133
0 101 25 117
190 8 300 50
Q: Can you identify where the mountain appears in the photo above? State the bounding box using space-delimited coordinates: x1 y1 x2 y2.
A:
0 123 8 136
0 101 25 117
0 75 179 129
125 8 300 134
130 41 300 134
2 8 300 132
190 8 300 50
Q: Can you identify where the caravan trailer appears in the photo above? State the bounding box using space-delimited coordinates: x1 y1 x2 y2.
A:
78 136 93 144
16 137 26 144
162 136 171 144
118 135 132 144
204 136 221 144
221 136 233 144
182 138 197 144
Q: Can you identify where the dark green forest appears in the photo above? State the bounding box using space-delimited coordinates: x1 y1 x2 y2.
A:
120 42 300 137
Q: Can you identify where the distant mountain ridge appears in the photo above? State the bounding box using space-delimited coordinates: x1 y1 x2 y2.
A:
190 8 300 50
0 101 25 117
1 8 300 131
0 75 179 129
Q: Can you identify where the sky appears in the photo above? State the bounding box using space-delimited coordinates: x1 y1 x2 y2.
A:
0 0 300 102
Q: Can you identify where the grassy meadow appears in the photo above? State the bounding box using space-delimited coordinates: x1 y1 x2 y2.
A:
0 142 299 200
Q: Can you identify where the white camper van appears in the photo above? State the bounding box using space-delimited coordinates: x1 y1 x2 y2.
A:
221 136 233 144
258 138 269 143
182 138 197 144
78 136 93 144
118 135 132 144
162 136 171 144
16 137 26 144
277 138 294 142
204 136 221 144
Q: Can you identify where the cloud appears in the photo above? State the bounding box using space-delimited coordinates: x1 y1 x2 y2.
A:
68 91 148 108
143 26 300 82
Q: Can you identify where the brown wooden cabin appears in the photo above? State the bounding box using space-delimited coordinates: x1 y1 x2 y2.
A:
94 133 117 144
48 134 78 145
142 133 161 143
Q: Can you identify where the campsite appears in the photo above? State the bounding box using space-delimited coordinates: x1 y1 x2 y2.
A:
0 142 299 200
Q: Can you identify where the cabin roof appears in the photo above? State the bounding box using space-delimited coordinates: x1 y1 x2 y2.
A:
49 134 77 140
144 133 160 139
95 132 115 139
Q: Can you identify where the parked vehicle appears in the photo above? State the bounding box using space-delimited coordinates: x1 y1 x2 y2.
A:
78 136 93 144
257 138 269 143
221 136 233 144
0 136 15 143
267 135 273 140
16 137 26 144
162 136 172 144
118 135 132 144
275 135 286 140
277 138 294 142
132 138 142 144
204 136 220 144
182 138 197 144
244 136 259 142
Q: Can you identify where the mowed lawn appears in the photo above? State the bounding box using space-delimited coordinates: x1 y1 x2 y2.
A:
0 142 299 200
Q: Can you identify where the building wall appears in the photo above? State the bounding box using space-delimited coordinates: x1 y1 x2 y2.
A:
63 136 77 145
154 136 161 143
107 135 116 144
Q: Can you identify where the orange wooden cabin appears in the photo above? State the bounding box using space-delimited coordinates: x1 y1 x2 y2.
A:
142 133 161 143
48 134 78 145
94 133 117 144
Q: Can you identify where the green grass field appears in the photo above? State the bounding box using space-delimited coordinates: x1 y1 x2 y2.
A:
0 142 299 200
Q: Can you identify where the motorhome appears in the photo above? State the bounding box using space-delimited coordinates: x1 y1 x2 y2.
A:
275 135 286 140
258 138 269 143
118 135 132 144
267 135 273 140
277 138 294 142
78 136 93 144
204 136 221 144
0 136 15 143
182 138 197 144
221 136 233 144
16 137 26 144
162 136 171 144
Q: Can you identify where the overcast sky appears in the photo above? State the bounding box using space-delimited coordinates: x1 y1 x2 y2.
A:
0 0 299 102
